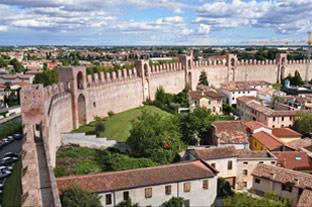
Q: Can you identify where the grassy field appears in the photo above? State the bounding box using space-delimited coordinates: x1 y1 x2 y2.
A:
1 159 21 207
74 105 169 141
55 146 157 177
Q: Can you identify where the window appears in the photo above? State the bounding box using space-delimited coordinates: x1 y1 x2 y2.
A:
228 161 233 170
105 194 112 205
243 162 248 165
145 188 152 198
165 185 171 195
211 163 216 168
93 102 96 107
243 169 248 176
271 161 276 164
243 182 247 187
273 117 276 121
259 161 264 164
272 125 275 128
282 184 292 192
255 178 261 184
203 180 209 189
281 116 284 121
123 191 129 201
184 182 191 192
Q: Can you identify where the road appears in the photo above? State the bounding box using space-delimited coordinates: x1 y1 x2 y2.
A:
0 139 22 159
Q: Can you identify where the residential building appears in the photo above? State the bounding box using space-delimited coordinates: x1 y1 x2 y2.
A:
237 96 307 128
257 87 286 106
271 128 302 144
220 80 271 105
252 164 312 206
57 160 218 207
182 146 276 190
251 131 293 152
189 86 223 114
210 121 249 149
273 151 312 173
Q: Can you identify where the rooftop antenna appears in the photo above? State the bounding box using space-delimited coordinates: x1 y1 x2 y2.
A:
306 32 312 82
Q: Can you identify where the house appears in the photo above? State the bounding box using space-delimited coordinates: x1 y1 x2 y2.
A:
210 121 249 149
57 160 218 207
237 96 307 128
252 164 312 206
251 131 287 151
189 86 223 114
273 151 312 173
220 80 271 106
257 87 286 106
244 120 272 135
182 146 276 190
271 128 302 144
287 138 312 151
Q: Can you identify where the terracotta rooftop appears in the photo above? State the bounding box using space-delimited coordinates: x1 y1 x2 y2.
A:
212 120 249 144
56 160 217 194
221 80 270 92
273 151 312 171
245 121 268 131
189 90 222 100
297 189 312 207
272 128 302 138
252 131 283 151
236 149 275 159
189 146 238 160
252 164 312 190
287 138 312 151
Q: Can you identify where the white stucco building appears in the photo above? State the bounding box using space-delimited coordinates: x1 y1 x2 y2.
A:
57 160 218 207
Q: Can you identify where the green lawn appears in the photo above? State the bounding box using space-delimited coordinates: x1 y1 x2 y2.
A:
0 117 22 139
1 159 22 207
74 105 169 141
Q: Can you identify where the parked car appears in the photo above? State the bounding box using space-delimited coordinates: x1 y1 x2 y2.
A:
6 136 14 143
0 165 13 171
4 152 19 159
0 168 11 178
2 138 12 145
2 157 18 165
13 134 22 140
0 140 6 149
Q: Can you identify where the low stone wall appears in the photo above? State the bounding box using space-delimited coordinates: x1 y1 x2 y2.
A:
61 133 117 149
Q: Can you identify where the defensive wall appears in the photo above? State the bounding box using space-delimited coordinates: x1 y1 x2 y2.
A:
19 53 312 206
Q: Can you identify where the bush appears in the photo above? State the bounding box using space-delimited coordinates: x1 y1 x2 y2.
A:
108 111 114 117
116 199 139 207
60 185 102 207
162 197 185 207
217 178 234 198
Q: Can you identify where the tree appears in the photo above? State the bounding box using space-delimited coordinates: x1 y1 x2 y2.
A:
60 185 102 207
198 71 209 86
116 199 139 207
223 192 290 207
162 197 185 207
127 111 184 164
33 69 59 86
178 108 219 145
293 113 312 136
217 178 234 198
9 58 24 73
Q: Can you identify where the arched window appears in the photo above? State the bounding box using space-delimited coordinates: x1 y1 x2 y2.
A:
231 58 235 67
77 72 84 90
188 59 191 68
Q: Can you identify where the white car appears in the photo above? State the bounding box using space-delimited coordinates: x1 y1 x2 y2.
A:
0 169 11 178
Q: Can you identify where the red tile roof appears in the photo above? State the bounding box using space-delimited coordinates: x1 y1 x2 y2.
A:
252 131 283 151
252 164 312 189
297 189 312 207
237 96 260 104
272 151 312 171
286 139 312 151
245 121 268 131
189 146 238 160
212 121 249 144
56 160 217 194
272 128 302 138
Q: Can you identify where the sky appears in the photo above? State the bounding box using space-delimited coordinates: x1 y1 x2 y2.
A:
0 0 311 46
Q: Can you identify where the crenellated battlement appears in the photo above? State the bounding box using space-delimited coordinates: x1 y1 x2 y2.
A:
43 82 66 99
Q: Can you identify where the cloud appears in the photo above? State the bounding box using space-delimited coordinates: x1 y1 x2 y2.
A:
194 0 312 34
0 25 7 32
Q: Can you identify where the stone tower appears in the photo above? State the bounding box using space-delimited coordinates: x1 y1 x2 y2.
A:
135 60 151 101
226 54 238 82
179 51 193 90
276 53 287 83
58 66 89 128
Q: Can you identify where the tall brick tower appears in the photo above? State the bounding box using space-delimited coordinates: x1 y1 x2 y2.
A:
276 53 287 83
179 51 193 90
227 54 238 82
135 60 151 101
58 66 89 128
